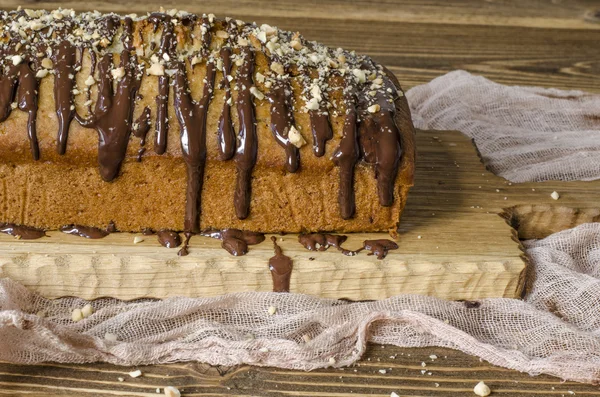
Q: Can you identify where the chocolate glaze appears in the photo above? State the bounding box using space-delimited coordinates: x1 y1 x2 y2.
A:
309 108 332 157
149 13 177 155
217 47 236 161
106 221 117 233
268 236 293 292
363 239 398 259
174 59 216 232
298 233 397 259
332 80 360 219
305 72 332 157
298 233 347 251
233 47 257 220
0 223 46 239
53 39 78 156
0 43 40 160
177 231 192 256
202 228 265 256
60 224 109 239
267 79 300 173
133 106 151 145
157 230 182 248
358 68 402 206
75 19 141 181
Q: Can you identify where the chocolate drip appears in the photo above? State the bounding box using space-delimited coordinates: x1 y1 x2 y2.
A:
202 228 265 256
149 14 177 155
309 109 332 157
298 233 397 259
358 76 402 206
305 73 332 157
298 233 347 251
0 223 46 239
76 46 141 181
217 47 236 161
142 228 154 235
332 81 359 219
60 224 109 239
106 221 117 233
53 40 78 155
177 231 192 256
173 61 216 232
268 236 293 292
198 16 213 58
233 47 257 219
0 57 40 160
363 239 398 259
157 230 182 248
133 106 151 144
133 106 151 162
267 79 299 173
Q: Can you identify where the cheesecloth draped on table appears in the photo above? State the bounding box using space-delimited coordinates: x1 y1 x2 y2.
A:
2 70 600 384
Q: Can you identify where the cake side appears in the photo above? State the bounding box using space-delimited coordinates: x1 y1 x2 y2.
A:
0 9 414 234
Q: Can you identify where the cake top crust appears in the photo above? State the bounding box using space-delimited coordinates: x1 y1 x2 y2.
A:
0 8 406 232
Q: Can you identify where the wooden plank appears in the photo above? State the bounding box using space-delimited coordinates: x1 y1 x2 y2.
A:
0 129 525 301
2 0 599 29
1 129 599 301
2 4 600 93
2 346 600 396
1 2 599 395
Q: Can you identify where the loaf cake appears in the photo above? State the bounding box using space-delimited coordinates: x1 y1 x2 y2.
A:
0 8 415 234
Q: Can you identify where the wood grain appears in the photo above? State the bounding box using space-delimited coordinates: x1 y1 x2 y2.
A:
2 0 600 395
2 2 600 92
2 346 600 396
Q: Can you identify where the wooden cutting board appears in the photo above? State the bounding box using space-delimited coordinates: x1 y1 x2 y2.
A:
1 129 598 301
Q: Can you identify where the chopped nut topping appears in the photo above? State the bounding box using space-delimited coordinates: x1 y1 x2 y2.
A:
147 63 165 76
551 191 560 200
216 30 229 39
111 67 125 81
11 55 22 66
290 39 302 50
288 126 306 148
270 61 284 76
256 31 267 43
41 58 53 69
268 306 277 315
255 72 265 83
368 104 381 113
305 97 319 111
260 24 278 37
353 68 366 83
35 69 48 79
84 75 96 86
133 236 144 244
249 86 265 100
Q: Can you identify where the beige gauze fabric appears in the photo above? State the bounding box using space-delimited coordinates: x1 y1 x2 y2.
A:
2 71 600 383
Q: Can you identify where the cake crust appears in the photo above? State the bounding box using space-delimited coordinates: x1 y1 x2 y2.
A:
0 8 415 233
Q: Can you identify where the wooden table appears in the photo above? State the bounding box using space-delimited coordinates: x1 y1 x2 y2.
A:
2 0 600 395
